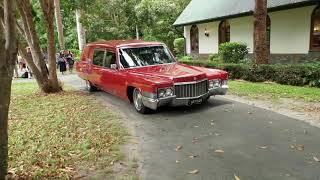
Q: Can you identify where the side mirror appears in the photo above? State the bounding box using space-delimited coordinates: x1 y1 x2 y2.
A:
110 64 117 70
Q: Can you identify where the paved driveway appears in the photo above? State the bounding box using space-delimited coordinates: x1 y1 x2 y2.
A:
63 75 320 180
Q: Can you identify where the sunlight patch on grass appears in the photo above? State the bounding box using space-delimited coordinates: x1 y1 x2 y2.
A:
228 80 320 102
9 82 128 179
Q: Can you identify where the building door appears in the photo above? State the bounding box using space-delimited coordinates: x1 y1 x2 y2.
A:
190 25 199 54
311 6 320 51
219 20 230 44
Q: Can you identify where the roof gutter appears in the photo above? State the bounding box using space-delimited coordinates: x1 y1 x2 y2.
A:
173 1 319 27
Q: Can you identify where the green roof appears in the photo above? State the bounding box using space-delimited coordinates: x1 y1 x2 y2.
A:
174 0 318 26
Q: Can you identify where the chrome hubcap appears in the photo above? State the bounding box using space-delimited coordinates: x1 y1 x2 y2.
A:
133 89 143 111
86 80 90 90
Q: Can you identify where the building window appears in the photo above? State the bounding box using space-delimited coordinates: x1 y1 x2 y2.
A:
219 20 230 44
267 15 271 50
311 6 320 51
190 25 199 53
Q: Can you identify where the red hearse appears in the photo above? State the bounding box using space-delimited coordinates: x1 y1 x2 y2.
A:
76 40 228 113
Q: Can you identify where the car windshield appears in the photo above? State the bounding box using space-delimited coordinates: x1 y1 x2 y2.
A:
119 45 175 68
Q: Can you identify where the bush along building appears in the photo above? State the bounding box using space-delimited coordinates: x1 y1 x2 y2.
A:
174 0 320 64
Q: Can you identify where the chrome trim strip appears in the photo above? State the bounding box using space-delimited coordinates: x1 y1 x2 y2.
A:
175 92 208 100
174 79 208 85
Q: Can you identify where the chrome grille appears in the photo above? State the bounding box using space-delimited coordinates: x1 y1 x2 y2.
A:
174 80 208 99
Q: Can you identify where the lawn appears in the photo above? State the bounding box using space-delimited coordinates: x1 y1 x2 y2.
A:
228 80 320 102
8 82 128 179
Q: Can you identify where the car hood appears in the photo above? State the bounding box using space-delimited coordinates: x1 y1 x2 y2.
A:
125 63 225 84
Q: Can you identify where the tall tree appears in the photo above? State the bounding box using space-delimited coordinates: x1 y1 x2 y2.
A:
16 0 62 93
40 0 60 90
54 0 65 50
254 0 269 64
76 9 86 51
0 0 18 178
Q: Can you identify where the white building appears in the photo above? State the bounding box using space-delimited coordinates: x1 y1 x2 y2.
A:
174 0 320 63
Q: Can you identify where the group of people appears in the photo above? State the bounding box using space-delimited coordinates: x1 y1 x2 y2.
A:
56 50 75 75
13 48 76 79
14 55 31 79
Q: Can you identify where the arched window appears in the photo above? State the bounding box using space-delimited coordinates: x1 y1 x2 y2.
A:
190 25 199 53
311 6 320 51
267 15 271 50
219 20 230 44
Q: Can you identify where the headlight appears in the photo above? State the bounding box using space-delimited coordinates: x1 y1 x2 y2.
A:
165 88 173 96
158 89 165 98
209 80 221 89
158 87 174 98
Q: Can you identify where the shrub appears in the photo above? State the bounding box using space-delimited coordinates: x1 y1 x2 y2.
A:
178 60 320 88
218 42 249 63
173 38 185 56
180 55 193 61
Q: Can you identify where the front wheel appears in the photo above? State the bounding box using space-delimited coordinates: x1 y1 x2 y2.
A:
133 88 151 114
86 80 97 92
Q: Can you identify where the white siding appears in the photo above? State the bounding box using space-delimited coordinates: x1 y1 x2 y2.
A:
230 16 254 53
183 5 317 55
269 5 316 54
184 25 191 54
198 22 219 54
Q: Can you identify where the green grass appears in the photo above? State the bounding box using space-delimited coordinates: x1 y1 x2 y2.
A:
229 80 320 102
8 82 128 179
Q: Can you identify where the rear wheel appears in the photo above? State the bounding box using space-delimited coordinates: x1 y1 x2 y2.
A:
133 88 151 114
86 80 97 92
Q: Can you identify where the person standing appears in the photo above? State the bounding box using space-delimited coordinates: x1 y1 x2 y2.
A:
57 53 67 75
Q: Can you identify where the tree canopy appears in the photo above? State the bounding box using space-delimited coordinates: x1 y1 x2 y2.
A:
32 0 191 50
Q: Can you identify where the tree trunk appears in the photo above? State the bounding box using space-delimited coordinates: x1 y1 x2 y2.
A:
254 0 269 64
16 0 62 93
136 25 139 40
40 0 61 92
54 0 65 50
0 0 17 179
17 0 49 79
76 9 86 51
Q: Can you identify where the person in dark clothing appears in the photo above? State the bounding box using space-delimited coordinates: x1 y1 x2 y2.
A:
65 51 74 73
58 53 67 75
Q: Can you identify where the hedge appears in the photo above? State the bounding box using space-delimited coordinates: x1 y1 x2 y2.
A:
218 42 249 63
179 60 320 88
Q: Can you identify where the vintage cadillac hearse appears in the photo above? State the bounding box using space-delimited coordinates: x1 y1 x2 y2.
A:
76 40 228 113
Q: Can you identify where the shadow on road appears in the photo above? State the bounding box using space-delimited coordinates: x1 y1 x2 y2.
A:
157 98 233 115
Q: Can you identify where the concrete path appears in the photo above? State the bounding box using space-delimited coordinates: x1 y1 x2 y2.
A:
64 75 320 180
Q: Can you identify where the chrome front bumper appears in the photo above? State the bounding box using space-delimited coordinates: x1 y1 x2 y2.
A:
141 85 228 110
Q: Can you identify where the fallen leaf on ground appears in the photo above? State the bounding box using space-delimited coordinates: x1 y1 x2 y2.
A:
175 145 183 151
313 156 320 162
296 144 305 151
215 150 224 153
192 137 199 143
188 169 199 174
259 146 268 149
234 174 240 180
188 155 198 158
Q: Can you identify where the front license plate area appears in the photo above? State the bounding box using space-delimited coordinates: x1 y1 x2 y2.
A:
189 98 203 105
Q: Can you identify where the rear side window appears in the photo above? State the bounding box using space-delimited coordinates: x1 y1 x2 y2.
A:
104 51 116 68
93 50 105 66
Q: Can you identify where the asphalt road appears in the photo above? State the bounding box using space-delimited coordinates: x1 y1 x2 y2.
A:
62 74 320 180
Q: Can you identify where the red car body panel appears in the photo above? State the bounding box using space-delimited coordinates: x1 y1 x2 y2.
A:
76 40 228 103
